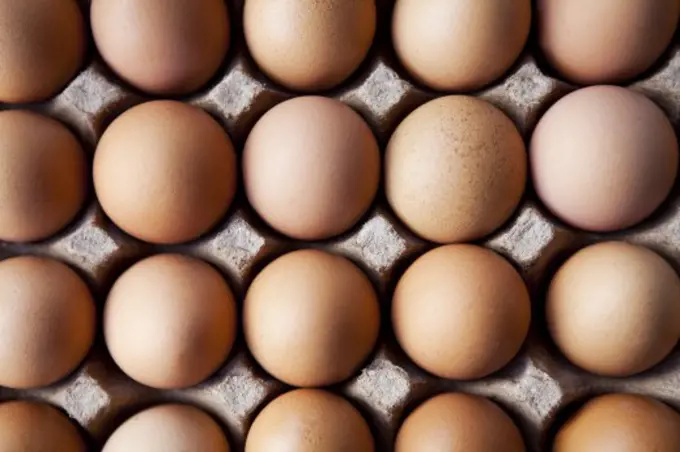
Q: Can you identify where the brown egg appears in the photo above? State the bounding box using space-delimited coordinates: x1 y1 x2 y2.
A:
547 242 680 377
554 394 680 451
538 0 679 85
246 389 374 452
392 245 530 379
103 404 230 452
94 101 237 244
396 393 525 452
0 401 86 451
104 254 237 389
91 0 229 95
385 96 526 243
0 0 84 103
244 0 375 91
243 96 380 240
393 0 531 91
531 86 678 232
0 256 95 389
244 249 379 387
0 110 87 243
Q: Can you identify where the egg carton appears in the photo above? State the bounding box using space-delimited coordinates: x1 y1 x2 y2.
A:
2 0 680 450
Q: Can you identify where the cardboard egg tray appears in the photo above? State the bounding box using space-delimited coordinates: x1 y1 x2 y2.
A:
2 1 680 450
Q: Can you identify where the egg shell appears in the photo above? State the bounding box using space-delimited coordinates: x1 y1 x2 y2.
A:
0 0 84 103
243 249 380 387
537 0 680 84
392 0 531 91
530 86 678 232
392 244 531 379
547 241 680 376
104 254 237 389
91 0 230 95
244 0 376 91
243 96 380 240
395 393 526 452
0 401 86 452
103 404 230 452
93 100 237 244
554 394 680 451
245 389 375 452
385 95 527 243
0 110 87 243
0 256 95 389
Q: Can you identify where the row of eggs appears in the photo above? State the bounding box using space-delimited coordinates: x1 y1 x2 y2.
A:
1 239 678 392
1 0 678 103
7 391 680 451
1 84 677 245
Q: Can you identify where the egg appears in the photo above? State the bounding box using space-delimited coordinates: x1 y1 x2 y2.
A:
530 86 678 232
91 0 229 95
395 393 526 452
537 0 679 85
244 249 379 387
385 95 526 243
0 0 84 103
0 401 85 451
103 404 230 452
244 0 375 91
0 256 95 389
554 394 680 451
246 389 374 452
104 254 237 389
243 96 380 240
94 101 237 244
547 242 680 376
392 245 530 379
392 0 531 91
0 110 87 243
